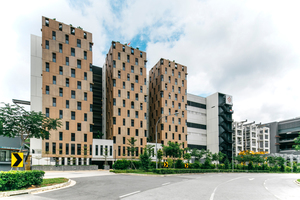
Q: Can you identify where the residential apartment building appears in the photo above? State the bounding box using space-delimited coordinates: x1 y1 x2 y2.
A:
148 59 188 148
104 41 148 159
30 17 94 165
232 121 270 156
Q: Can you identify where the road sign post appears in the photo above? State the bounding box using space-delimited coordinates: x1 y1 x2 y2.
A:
11 152 24 168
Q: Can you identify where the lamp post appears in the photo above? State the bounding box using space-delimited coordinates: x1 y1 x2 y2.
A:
155 111 179 169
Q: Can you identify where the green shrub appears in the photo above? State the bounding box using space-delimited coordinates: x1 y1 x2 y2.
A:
293 164 297 172
0 170 45 191
132 160 142 169
285 166 291 172
248 162 254 170
151 168 270 174
112 159 130 170
150 161 156 169
224 159 230 169
166 158 173 168
191 161 201 169
175 159 185 169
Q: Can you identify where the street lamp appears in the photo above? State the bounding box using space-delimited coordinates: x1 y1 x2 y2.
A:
155 111 179 169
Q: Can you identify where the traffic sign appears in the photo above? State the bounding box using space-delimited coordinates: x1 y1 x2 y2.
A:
11 152 23 168
163 161 168 168
185 163 188 168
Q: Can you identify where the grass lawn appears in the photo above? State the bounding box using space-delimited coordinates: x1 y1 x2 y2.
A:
110 170 156 175
40 178 69 187
297 179 300 182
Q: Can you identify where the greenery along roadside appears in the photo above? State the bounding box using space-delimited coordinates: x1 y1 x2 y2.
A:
40 178 68 187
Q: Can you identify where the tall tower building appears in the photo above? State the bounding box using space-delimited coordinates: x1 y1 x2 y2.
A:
148 59 188 148
31 17 94 165
104 41 148 159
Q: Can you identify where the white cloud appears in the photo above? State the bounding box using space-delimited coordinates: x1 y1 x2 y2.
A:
1 0 299 124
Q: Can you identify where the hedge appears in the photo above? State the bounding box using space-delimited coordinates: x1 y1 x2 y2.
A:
0 170 45 191
150 169 271 174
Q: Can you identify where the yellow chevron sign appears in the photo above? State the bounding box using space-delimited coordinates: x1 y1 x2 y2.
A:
163 162 168 168
185 163 189 168
11 153 23 168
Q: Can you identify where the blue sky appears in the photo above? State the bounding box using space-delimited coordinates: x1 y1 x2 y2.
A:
1 0 300 123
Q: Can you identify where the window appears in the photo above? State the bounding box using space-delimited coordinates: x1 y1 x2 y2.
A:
131 66 134 73
127 110 130 117
71 144 75 155
71 133 75 141
83 51 87 60
70 27 75 35
52 142 56 154
160 91 164 98
172 69 174 76
179 134 181 140
140 52 143 58
161 75 164 81
52 53 56 62
127 73 130 81
77 123 81 131
46 62 49 72
77 39 81 48
84 32 87 39
84 72 87 80
118 128 121 135
123 118 125 125
89 43 92 51
59 110 63 119
77 144 81 155
131 83 134 91
118 52 120 60
135 111 139 118
131 101 134 109
66 121 69 130
179 103 181 109
76 81 81 89
161 108 164 114
66 57 69 66
84 93 87 101
77 102 81 110
77 60 81 68
135 58 138 65
84 113 87 121
123 100 125 107
175 126 178 132
127 128 130 135
46 86 49 94
127 91 130 99
182 96 184 102
58 23 62 31
118 108 121 116
90 83 93 92
135 75 138 83
90 124 93 132
175 78 177 85
71 48 75 56
65 143 69 155
135 93 139 101
178 72 181 78
66 100 69 108
113 79 116 87
45 18 49 26
90 104 93 111
45 40 49 49
65 35 69 44
71 90 75 99
127 55 130 63
90 63 93 71
53 76 56 84
131 119 134 127
71 111 75 120
71 69 75 77
175 94 178 101
131 48 134 55
122 45 125 52
65 78 69 87
123 81 125 89
182 111 185 117
145 113 147 119
46 108 49 117
178 118 181 125
113 98 116 106
113 117 116 125
52 31 56 40
135 129 139 136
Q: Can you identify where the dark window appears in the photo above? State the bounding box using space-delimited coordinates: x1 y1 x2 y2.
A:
135 58 138 65
90 124 93 132
45 18 49 26
53 76 56 84
84 72 87 80
113 98 116 106
113 117 116 125
122 46 125 52
45 40 49 49
113 79 116 87
71 111 75 120
84 51 87 60
187 101 207 109
118 52 120 60
127 128 130 135
77 102 81 110
46 108 49 117
135 129 138 136
59 23 62 31
59 110 63 119
52 53 56 62
52 31 56 40
66 100 69 108
113 42 116 49
71 48 75 56
66 121 69 130
77 39 81 48
131 119 134 127
89 43 92 51
84 113 87 121
52 142 56 154
65 35 69 44
66 57 69 66
45 142 49 152
77 144 81 155
90 104 93 111
71 133 75 141
90 84 93 91
77 60 81 68
84 32 87 39
46 85 49 94
131 66 134 73
118 146 120 156
71 144 75 155
59 88 63 97
187 122 207 130
77 81 81 89
113 60 116 68
84 92 87 101
127 55 130 63
66 78 69 87
113 136 116 143
71 27 75 35
71 90 75 99
46 62 49 72
59 132 63 141
131 48 134 55
59 66 63 75
84 134 87 142
66 143 69 155
140 52 142 58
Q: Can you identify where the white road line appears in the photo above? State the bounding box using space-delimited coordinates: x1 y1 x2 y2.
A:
119 191 141 198
162 182 170 186
209 176 245 200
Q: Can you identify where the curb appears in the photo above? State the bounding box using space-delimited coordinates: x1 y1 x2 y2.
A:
0 179 74 197
295 180 300 186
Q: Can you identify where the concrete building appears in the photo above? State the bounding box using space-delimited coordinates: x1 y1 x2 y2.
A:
30 17 94 165
264 117 300 154
104 41 148 159
232 121 270 156
148 58 188 148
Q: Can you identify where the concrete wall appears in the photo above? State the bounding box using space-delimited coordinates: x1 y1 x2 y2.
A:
206 93 219 153
92 139 113 161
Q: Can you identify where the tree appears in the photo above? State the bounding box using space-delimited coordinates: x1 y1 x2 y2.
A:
95 130 104 139
0 103 62 151
157 149 163 168
293 132 300 151
191 148 206 162
162 141 183 167
139 145 154 171
184 153 191 163
127 137 137 169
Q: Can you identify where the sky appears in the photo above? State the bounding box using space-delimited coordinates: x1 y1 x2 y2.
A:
0 0 300 124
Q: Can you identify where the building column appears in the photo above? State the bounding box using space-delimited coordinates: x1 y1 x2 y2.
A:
290 155 293 172
76 158 79 165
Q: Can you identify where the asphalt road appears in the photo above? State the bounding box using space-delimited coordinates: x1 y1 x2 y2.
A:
5 172 300 200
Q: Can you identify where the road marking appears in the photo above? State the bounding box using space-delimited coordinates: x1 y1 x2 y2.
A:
119 191 141 198
249 178 254 181
209 176 245 200
162 182 170 186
